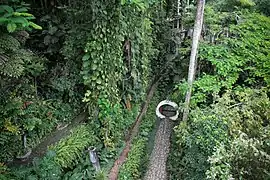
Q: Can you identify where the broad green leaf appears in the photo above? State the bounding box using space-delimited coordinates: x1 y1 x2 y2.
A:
3 12 13 18
83 61 90 68
118 35 124 41
92 64 97 70
92 76 97 81
0 5 14 13
97 85 103 90
7 22 17 32
15 12 33 17
82 53 90 61
11 17 28 26
96 79 102 84
121 0 126 5
97 45 102 50
0 17 8 23
29 22 42 30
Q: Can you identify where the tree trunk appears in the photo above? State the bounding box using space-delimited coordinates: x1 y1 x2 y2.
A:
182 0 205 122
144 119 174 180
177 0 181 29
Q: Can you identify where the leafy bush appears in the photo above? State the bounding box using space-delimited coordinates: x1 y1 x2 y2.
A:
0 0 159 179
0 2 41 33
207 132 270 180
118 138 146 180
169 108 229 180
0 33 46 77
62 155 96 180
170 9 270 180
0 98 74 162
183 9 270 106
255 0 270 15
95 97 138 149
4 151 62 180
118 92 159 180
169 88 270 180
206 88 270 179
50 125 97 168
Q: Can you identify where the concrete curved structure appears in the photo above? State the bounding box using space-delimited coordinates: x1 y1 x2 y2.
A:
155 100 179 121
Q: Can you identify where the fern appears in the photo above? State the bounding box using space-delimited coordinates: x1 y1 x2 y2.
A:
0 34 20 51
0 33 44 77
0 132 12 145
51 125 96 168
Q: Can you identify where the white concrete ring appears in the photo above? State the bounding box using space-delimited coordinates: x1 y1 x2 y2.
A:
155 100 179 121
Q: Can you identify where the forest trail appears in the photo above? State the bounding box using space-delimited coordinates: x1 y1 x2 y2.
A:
108 78 160 180
8 112 88 166
144 118 174 180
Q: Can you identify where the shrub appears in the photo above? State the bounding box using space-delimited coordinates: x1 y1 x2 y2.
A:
169 88 270 180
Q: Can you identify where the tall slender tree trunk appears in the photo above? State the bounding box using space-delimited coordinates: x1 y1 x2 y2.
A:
182 0 205 121
177 0 181 29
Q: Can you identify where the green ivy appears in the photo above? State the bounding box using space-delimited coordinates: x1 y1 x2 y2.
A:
73 0 158 153
81 2 156 106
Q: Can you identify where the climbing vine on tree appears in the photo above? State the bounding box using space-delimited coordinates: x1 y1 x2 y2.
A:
68 1 160 147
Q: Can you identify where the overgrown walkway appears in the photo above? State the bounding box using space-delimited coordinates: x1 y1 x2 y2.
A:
8 112 88 166
109 79 160 180
144 118 174 180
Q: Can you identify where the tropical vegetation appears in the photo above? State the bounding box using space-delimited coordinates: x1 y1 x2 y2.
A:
0 0 269 179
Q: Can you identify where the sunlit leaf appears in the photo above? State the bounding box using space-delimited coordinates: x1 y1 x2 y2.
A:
7 22 17 32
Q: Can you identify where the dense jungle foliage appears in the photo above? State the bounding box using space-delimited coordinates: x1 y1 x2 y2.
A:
0 0 166 179
0 0 269 179
168 0 270 180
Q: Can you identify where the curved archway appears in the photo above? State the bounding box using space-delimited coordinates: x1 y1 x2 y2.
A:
156 100 179 120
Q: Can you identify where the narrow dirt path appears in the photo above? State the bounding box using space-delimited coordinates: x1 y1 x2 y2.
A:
144 118 174 180
108 79 160 180
8 112 88 166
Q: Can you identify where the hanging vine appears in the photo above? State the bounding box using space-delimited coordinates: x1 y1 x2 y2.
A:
63 0 160 147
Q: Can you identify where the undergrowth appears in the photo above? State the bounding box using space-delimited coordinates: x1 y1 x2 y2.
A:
118 91 160 180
